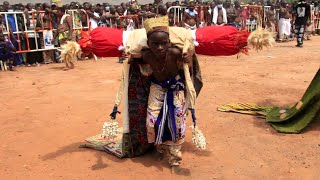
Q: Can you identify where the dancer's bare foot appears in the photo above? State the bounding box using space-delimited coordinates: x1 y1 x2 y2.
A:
157 153 164 161
170 165 180 174
171 166 191 175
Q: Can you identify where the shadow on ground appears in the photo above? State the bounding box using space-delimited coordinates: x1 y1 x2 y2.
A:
41 141 193 176
41 142 124 171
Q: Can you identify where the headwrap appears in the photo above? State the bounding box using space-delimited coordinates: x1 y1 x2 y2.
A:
143 16 169 37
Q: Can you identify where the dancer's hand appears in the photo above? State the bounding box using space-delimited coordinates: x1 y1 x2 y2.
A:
189 109 197 127
307 21 311 26
182 52 191 64
110 106 121 119
121 51 128 59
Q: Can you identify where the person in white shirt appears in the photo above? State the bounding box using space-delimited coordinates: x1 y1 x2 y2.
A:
212 0 227 26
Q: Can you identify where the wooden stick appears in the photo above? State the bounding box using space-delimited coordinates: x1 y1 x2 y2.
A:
0 61 3 71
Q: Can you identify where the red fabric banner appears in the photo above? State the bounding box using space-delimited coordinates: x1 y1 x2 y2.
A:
195 26 250 56
77 30 93 57
78 26 250 58
90 27 123 57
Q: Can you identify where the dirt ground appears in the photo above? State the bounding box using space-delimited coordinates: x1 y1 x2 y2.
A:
1 37 320 180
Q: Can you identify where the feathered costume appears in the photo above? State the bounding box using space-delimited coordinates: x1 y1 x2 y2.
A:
59 41 81 69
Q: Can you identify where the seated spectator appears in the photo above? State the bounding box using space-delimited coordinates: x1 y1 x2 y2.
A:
0 33 16 71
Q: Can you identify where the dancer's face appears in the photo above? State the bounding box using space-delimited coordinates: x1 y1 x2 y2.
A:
147 31 170 59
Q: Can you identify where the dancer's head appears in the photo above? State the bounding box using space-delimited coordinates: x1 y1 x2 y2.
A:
144 16 170 59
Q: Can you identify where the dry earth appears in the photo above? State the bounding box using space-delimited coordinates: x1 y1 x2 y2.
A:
1 37 320 180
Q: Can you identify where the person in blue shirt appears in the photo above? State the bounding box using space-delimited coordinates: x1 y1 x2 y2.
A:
4 5 23 65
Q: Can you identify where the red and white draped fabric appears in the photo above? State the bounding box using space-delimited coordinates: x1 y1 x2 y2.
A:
78 26 250 58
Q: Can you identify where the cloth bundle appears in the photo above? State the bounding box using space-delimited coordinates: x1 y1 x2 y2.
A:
90 27 123 57
125 27 195 58
77 30 93 57
79 26 254 58
195 26 250 56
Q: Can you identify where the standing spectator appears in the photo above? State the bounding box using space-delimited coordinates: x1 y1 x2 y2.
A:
105 6 119 28
157 4 167 17
233 1 242 29
234 1 242 18
118 6 126 28
3 1 9 11
241 5 250 30
84 3 99 30
5 5 23 66
247 8 259 31
224 0 237 24
197 4 206 27
305 3 315 39
50 3 62 62
206 1 215 26
0 14 5 33
294 0 311 47
265 3 277 34
54 6 75 45
15 4 27 64
0 5 5 13
278 1 292 42
25 3 43 66
183 1 199 29
212 0 227 26
166 2 172 8
315 1 320 35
